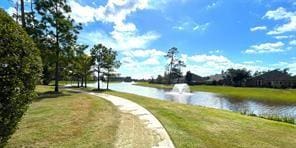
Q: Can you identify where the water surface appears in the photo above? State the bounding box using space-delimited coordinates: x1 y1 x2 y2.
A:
86 82 296 120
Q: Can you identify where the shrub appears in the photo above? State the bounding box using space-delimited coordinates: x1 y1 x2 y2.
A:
0 9 42 146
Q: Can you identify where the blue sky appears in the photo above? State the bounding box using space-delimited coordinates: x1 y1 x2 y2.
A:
1 0 296 79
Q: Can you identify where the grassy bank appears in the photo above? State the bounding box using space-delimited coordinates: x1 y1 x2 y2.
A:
107 91 296 148
6 85 120 147
136 82 296 104
134 81 173 89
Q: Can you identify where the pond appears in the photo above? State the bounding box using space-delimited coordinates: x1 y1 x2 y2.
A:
86 82 296 120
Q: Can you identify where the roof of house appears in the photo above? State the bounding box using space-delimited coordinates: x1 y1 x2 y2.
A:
206 74 224 82
254 70 292 80
191 73 205 81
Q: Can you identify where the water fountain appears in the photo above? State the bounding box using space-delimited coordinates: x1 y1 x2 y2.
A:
171 83 191 94
165 83 193 104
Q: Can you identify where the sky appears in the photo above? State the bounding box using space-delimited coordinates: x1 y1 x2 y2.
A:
1 0 296 79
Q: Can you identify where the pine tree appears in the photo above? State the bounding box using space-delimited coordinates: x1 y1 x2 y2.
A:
35 0 81 92
102 48 121 90
91 44 107 90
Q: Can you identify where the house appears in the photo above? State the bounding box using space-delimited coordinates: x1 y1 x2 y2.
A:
291 76 296 88
246 70 295 88
205 74 224 85
184 71 207 85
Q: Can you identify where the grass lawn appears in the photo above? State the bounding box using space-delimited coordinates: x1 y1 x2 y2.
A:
135 82 296 104
6 85 120 147
106 91 296 148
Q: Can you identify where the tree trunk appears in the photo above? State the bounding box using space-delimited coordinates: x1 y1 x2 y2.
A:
81 77 84 88
77 79 80 87
54 4 59 93
84 72 87 88
20 0 25 28
54 49 59 92
168 56 174 84
107 70 110 90
97 66 100 90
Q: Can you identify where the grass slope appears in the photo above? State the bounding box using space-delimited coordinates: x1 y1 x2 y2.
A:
6 85 120 147
107 91 296 148
136 82 296 104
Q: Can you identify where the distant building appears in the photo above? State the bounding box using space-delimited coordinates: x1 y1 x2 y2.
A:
184 71 207 85
108 76 133 82
246 70 296 88
205 74 224 85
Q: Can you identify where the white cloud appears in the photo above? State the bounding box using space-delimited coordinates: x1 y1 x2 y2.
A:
173 22 190 31
73 0 160 51
209 49 222 54
79 30 159 51
271 61 296 75
6 7 16 16
142 57 162 65
68 1 96 24
70 0 149 27
183 54 269 77
122 49 165 58
110 31 160 51
264 7 294 20
206 1 222 10
244 42 285 54
264 7 296 35
250 26 267 32
173 20 210 32
118 48 166 79
290 40 296 46
243 60 262 65
206 2 217 10
148 0 189 9
273 35 295 40
193 23 210 31
188 54 231 64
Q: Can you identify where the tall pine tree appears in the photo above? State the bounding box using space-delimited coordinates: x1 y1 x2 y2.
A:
36 0 81 92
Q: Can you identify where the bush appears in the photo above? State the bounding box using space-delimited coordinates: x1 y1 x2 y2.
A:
0 9 42 146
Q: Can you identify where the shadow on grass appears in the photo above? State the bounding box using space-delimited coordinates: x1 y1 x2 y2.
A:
65 86 113 93
65 90 82 94
34 91 71 102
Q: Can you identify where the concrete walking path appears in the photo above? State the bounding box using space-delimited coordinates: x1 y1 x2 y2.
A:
87 92 175 148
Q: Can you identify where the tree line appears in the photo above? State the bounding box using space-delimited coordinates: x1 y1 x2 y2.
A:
11 0 120 91
150 47 294 88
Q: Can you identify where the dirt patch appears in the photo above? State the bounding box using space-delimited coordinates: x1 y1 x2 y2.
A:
115 113 160 148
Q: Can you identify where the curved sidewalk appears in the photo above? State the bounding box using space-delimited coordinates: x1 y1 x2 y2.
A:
88 92 175 148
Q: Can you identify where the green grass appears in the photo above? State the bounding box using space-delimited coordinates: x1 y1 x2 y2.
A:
136 82 296 104
106 91 296 148
135 82 173 89
6 85 120 147
48 81 72 86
